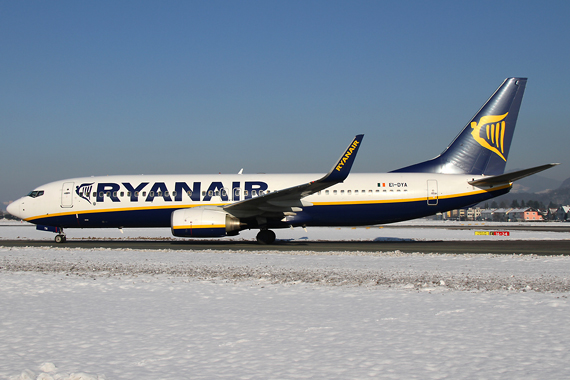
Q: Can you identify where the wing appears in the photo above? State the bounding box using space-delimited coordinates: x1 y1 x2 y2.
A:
223 134 364 219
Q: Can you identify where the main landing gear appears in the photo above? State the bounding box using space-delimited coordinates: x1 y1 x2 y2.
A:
256 229 276 245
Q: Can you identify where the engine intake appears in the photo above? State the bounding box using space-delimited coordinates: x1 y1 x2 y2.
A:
171 208 241 238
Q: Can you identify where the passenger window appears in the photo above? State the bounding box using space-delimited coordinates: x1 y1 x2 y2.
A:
143 192 147 196
347 190 351 194
259 190 264 196
333 190 337 194
187 190 192 196
325 190 329 195
112 191 117 197
244 190 249 196
222 190 227 196
208 190 213 196
341 190 345 194
202 191 206 196
252 190 257 196
99 191 104 197
215 191 219 196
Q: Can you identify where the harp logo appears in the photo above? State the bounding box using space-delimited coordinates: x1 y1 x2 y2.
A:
470 112 509 161
76 182 94 204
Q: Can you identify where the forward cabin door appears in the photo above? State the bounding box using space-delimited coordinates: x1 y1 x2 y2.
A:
427 180 438 205
61 182 74 208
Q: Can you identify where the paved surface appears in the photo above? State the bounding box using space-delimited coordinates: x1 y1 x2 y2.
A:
1 239 568 255
388 224 570 232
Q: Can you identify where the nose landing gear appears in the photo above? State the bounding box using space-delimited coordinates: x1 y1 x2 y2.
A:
54 228 67 243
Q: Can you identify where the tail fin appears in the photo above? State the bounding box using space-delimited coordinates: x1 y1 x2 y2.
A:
391 78 527 175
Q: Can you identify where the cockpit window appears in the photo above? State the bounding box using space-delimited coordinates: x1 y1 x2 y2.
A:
27 190 44 198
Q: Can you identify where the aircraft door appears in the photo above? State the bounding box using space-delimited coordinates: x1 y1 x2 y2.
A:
61 182 74 208
427 180 438 205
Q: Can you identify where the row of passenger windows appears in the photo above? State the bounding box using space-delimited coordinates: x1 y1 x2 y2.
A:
320 189 407 195
80 188 408 199
81 189 268 198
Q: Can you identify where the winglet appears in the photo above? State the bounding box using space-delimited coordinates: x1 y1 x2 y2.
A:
321 134 364 183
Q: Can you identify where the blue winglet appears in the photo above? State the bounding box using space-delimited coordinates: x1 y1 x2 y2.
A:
322 134 364 183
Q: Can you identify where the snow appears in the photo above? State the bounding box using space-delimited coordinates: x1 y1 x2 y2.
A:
1 222 570 379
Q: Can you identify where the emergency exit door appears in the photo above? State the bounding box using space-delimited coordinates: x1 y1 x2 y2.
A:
61 182 74 208
427 180 438 205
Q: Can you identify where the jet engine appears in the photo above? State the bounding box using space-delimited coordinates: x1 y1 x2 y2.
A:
171 208 241 238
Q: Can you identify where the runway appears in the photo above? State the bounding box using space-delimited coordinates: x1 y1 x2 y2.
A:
1 239 568 255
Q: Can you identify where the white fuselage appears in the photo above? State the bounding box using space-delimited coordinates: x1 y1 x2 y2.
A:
9 172 509 231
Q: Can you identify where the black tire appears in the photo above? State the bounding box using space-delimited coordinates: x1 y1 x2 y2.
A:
54 235 65 243
256 229 276 245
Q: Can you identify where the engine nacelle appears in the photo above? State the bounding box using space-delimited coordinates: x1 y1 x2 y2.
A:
171 208 241 238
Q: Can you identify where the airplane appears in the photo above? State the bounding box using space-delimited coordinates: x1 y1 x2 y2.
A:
7 78 558 244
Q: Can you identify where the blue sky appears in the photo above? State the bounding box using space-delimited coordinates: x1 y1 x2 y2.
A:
1 1 569 207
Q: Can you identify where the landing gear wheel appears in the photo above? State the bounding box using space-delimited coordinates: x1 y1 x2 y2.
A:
256 229 276 245
54 234 67 243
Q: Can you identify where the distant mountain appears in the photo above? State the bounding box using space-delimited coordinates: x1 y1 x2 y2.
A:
560 177 570 189
478 171 570 208
490 186 570 208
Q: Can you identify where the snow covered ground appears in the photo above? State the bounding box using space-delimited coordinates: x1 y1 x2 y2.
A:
1 221 569 379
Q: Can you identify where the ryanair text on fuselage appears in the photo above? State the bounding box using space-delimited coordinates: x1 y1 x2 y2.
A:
77 181 269 204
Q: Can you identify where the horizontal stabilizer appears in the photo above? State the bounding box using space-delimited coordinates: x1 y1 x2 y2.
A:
468 163 559 187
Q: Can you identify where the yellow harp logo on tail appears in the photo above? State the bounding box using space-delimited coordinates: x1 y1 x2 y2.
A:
470 112 509 161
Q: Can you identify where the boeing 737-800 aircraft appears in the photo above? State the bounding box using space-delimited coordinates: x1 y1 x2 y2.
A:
7 78 558 244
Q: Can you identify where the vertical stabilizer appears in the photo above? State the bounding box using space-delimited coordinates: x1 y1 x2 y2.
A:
391 78 527 175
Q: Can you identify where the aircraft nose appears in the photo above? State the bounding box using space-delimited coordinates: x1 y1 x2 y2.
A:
6 200 20 219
